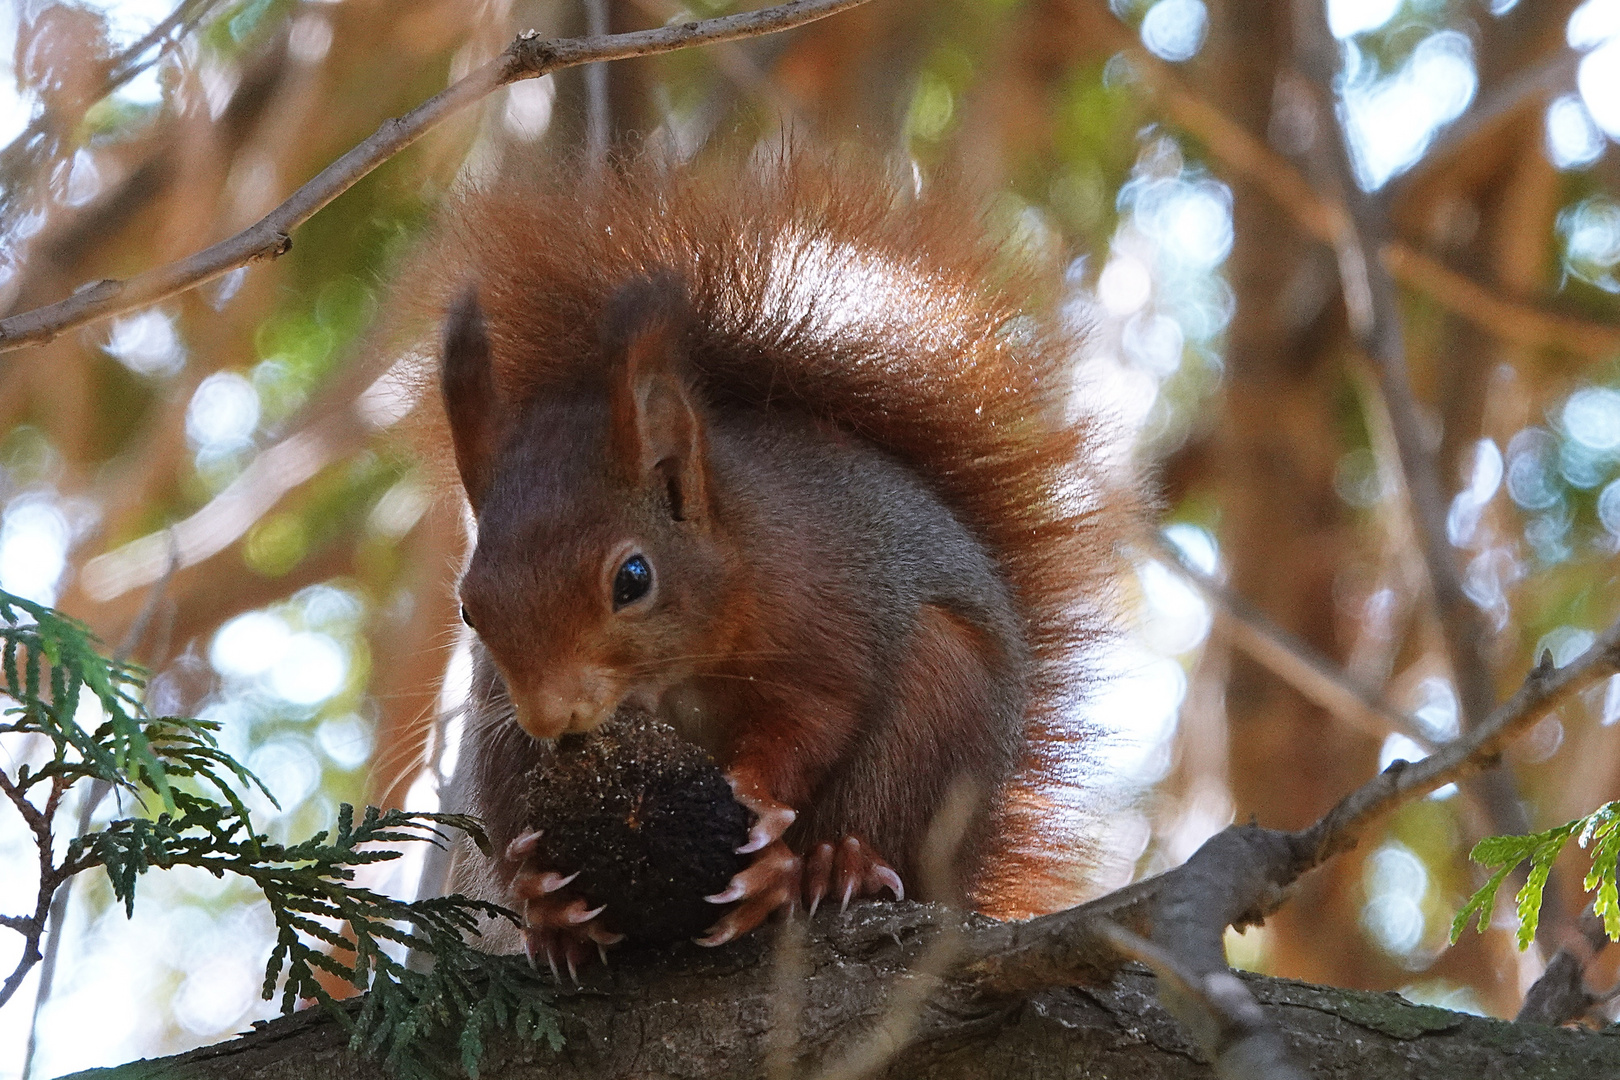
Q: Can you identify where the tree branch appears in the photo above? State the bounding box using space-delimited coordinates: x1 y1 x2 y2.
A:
1517 905 1612 1025
958 605 1620 1076
0 0 873 355
67 908 1620 1080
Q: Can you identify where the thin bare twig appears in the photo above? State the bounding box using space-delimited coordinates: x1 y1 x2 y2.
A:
0 764 71 1009
0 0 874 354
1147 532 1432 749
1283 3 1543 865
1299 622 1620 855
1282 29 1553 984
584 0 612 166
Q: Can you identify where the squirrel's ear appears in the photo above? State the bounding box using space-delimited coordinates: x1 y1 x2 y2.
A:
440 288 503 512
603 275 709 522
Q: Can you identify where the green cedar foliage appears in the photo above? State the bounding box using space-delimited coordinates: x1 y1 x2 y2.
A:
0 589 560 1077
1450 802 1620 950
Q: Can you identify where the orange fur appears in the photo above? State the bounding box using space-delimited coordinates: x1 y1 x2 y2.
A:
391 147 1129 918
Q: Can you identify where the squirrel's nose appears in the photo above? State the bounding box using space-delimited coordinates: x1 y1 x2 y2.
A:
512 670 616 738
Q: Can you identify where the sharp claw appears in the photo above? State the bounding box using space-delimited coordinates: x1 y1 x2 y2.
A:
696 924 738 947
566 951 579 985
737 808 796 854
808 891 822 918
874 866 904 901
566 903 606 925
840 877 856 914
506 830 543 861
592 928 626 946
524 934 540 970
539 870 580 893
545 947 561 983
705 879 747 904
597 941 609 966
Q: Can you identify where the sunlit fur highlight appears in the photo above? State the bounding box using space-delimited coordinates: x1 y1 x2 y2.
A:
395 148 1130 919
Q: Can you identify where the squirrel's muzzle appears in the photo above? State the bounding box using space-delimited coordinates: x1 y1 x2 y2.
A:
510 668 619 739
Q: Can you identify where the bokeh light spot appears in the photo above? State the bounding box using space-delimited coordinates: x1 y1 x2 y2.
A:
210 611 292 679
1561 386 1620 451
1140 0 1208 62
186 372 261 457
268 632 347 706
1546 94 1606 170
1328 0 1401 39
104 309 185 378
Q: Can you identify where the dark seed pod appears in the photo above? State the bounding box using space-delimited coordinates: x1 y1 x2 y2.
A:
518 709 751 943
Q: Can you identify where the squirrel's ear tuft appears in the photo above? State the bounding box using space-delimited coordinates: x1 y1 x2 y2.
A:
441 287 503 512
603 273 709 522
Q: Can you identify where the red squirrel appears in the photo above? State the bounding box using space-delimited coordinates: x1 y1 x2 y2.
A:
413 150 1122 971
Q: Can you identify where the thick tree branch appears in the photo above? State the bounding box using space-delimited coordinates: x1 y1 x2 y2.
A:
59 908 1620 1080
0 0 872 355
959 608 1620 1077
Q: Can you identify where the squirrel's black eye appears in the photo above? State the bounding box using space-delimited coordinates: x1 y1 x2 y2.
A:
460 605 476 630
612 554 653 610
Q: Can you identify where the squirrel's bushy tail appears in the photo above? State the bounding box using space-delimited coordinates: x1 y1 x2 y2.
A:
396 146 1134 918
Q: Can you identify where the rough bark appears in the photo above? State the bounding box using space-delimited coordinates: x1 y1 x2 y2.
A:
65 903 1620 1080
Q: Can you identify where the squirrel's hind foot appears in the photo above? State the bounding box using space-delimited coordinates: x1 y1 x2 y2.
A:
803 835 904 917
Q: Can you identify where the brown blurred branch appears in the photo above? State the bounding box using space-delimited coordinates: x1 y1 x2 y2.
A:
78 412 362 602
1148 532 1432 749
1099 22 1620 360
0 0 873 354
1382 243 1620 360
1283 17 1525 853
1288 0 1557 977
1391 49 1579 203
0 0 227 224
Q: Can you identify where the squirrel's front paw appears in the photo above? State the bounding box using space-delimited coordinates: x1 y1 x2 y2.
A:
697 838 802 946
802 835 904 916
696 776 801 946
506 830 624 981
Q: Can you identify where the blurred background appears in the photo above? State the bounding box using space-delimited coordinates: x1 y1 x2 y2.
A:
0 0 1618 1074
